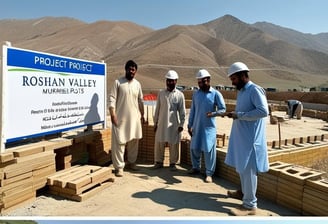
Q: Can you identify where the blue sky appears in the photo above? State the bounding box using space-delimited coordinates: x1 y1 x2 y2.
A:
0 0 327 34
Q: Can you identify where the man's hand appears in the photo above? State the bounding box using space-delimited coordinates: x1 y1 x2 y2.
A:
226 112 238 119
111 114 118 126
206 112 213 117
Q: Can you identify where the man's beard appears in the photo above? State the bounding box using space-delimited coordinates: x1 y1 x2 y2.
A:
167 84 175 91
126 73 134 80
236 82 245 90
200 85 210 92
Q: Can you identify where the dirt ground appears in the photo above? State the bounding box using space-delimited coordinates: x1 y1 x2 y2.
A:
2 111 327 218
4 164 299 217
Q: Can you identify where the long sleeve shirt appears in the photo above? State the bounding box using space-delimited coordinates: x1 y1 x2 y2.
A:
108 77 144 144
188 87 226 152
225 81 269 173
154 88 186 144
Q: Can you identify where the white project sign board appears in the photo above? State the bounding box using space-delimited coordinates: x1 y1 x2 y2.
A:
1 45 106 149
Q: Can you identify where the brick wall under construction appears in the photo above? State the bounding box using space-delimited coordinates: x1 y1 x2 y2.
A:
0 123 327 215
214 143 328 215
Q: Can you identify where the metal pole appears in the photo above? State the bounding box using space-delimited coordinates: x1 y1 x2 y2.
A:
278 121 281 149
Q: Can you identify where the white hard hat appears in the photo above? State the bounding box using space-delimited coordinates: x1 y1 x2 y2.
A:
196 69 211 79
227 62 249 77
165 70 179 79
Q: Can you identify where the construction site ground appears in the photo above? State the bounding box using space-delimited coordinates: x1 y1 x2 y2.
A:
3 111 328 218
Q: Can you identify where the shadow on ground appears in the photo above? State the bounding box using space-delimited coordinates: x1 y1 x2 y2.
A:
128 164 299 216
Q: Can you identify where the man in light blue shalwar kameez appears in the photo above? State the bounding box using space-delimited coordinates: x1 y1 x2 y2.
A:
224 62 269 216
188 69 226 183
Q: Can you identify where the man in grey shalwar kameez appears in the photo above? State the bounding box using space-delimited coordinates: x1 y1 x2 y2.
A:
153 70 186 171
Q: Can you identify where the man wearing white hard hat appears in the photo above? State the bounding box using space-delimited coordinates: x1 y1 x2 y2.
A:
224 62 269 216
187 69 226 183
153 70 186 171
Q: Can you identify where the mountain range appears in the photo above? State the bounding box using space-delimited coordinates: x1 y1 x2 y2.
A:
1 14 328 91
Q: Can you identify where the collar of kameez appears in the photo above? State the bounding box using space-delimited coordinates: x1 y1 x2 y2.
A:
166 88 176 93
241 81 252 91
208 86 215 92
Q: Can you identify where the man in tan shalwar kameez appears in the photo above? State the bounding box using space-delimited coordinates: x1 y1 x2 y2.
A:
109 60 145 177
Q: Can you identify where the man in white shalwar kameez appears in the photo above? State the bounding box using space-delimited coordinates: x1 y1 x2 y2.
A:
153 70 186 171
109 60 145 177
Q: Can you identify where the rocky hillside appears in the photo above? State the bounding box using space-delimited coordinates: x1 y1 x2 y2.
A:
1 15 328 91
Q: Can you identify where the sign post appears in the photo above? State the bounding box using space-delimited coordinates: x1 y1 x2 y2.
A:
1 44 106 152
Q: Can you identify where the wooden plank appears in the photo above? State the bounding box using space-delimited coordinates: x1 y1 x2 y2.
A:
51 165 98 188
2 181 33 197
0 172 33 188
33 158 56 171
2 185 34 204
14 150 55 164
71 181 112 202
44 138 73 151
0 152 14 163
33 178 48 190
49 180 113 202
0 159 16 169
46 165 81 185
51 165 100 188
33 164 57 189
75 174 113 195
2 157 54 179
91 167 113 184
33 163 56 177
49 185 76 195
48 172 113 196
3 151 55 178
46 165 114 202
2 191 36 209
66 175 92 190
12 144 44 157
0 196 35 215
66 167 106 190
3 166 32 179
